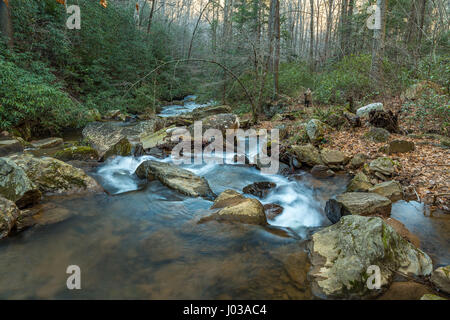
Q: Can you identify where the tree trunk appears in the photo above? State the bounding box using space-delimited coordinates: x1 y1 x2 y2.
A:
309 0 314 69
273 0 280 96
147 0 156 34
0 0 13 48
370 0 388 86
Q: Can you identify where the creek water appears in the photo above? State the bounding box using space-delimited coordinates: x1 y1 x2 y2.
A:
0 101 448 299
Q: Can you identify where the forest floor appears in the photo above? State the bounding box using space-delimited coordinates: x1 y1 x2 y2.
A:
247 100 450 213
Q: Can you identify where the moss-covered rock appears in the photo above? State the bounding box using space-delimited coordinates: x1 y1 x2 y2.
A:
431 265 450 294
365 127 390 142
291 143 323 167
347 172 373 192
306 119 327 144
0 157 41 208
369 181 403 202
308 215 433 299
53 146 99 161
369 157 395 176
7 154 102 195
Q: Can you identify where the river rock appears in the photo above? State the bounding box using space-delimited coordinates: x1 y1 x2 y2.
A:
387 140 415 154
346 171 373 192
325 192 392 223
320 148 346 166
308 215 433 299
369 157 395 177
311 165 335 178
135 160 215 200
0 139 23 157
30 137 63 149
202 189 267 225
291 144 323 167
263 203 284 220
350 153 367 169
188 113 239 136
383 217 420 248
356 102 384 118
82 119 164 160
0 196 21 239
53 146 99 161
243 181 276 198
369 181 403 202
7 154 102 195
365 127 390 142
431 265 450 294
306 119 327 143
0 157 41 208
191 105 232 120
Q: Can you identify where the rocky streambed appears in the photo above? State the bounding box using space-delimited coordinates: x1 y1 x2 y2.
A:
0 99 449 300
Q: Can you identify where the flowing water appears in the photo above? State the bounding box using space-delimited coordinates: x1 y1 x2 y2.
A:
0 100 448 299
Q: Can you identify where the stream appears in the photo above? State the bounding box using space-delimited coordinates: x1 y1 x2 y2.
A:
0 99 448 299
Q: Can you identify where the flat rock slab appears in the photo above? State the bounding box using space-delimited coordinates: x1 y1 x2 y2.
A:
30 138 63 149
0 139 24 156
135 160 215 200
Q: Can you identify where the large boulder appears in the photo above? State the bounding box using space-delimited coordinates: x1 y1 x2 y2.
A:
369 181 403 202
369 157 395 177
201 189 267 225
308 215 433 299
7 154 102 195
320 148 346 166
346 172 373 192
291 144 323 167
135 160 215 200
82 119 164 160
188 113 239 136
191 105 232 120
431 266 450 294
140 126 175 150
325 192 392 223
356 102 384 118
0 157 41 208
0 139 23 157
306 119 327 143
0 196 21 239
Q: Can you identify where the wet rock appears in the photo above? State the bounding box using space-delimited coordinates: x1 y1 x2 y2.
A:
243 181 276 198
0 139 23 157
0 157 41 208
386 140 415 154
263 203 284 220
365 127 390 142
53 146 99 161
201 189 267 225
369 180 403 202
7 154 102 195
82 119 164 160
140 126 175 150
325 192 392 221
350 153 367 169
308 215 433 299
420 294 447 300
30 137 63 149
431 265 450 294
346 172 373 192
291 144 323 167
369 157 395 176
0 196 20 239
320 148 346 166
306 119 327 144
311 165 335 178
135 160 215 200
356 102 384 118
191 105 232 120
